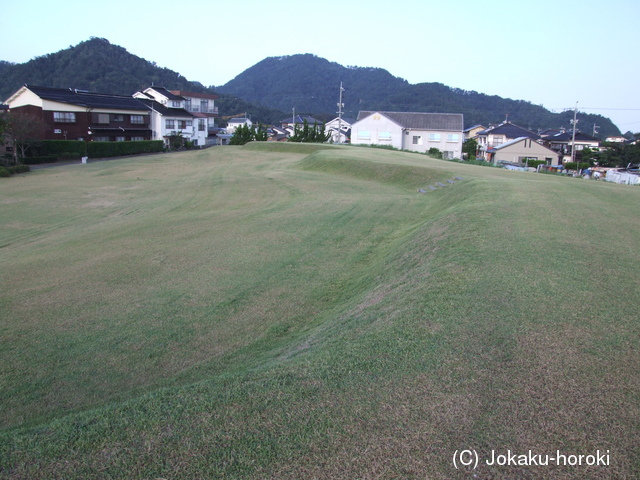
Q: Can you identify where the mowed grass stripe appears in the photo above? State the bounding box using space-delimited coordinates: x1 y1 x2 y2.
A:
1 144 639 478
0 145 445 429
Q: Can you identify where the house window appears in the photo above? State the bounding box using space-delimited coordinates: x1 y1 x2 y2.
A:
166 119 175 129
379 131 392 141
200 100 208 112
443 151 455 159
198 119 206 131
113 115 124 122
447 134 459 142
184 99 192 111
132 136 144 141
178 120 188 129
428 133 441 142
357 130 371 140
492 135 503 145
131 115 144 124
412 135 422 145
171 101 181 107
116 136 126 142
93 136 110 142
97 113 109 124
53 112 76 123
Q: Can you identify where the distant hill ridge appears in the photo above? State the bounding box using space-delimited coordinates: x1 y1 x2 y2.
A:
0 38 621 136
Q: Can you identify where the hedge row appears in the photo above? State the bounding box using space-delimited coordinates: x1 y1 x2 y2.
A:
26 140 165 161
87 140 164 158
30 140 86 159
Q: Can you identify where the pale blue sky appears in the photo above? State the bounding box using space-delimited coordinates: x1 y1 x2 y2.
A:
2 0 639 131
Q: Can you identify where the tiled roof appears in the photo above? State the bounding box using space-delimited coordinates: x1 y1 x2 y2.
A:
24 85 149 111
357 111 464 131
478 122 540 139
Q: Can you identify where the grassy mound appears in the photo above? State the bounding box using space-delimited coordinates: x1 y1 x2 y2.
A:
297 148 447 190
1 145 639 479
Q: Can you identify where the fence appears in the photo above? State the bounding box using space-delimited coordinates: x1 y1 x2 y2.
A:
605 170 640 185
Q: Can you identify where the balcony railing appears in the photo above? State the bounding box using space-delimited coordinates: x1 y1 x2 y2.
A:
186 106 219 114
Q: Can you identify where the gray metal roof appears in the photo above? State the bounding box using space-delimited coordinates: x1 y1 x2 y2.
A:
357 111 464 131
478 121 540 139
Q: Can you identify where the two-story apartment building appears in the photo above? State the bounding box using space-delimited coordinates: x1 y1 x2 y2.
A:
350 111 464 158
4 85 152 142
133 87 208 147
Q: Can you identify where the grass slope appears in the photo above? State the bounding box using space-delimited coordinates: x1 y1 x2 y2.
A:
1 144 639 479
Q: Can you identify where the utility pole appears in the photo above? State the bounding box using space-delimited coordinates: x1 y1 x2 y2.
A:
292 107 295 135
336 82 345 144
570 101 578 170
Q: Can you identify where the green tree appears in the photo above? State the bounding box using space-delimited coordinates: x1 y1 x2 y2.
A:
229 123 255 145
289 120 330 143
254 124 268 142
462 138 478 160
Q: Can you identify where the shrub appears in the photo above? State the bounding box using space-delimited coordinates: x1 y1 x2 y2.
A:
0 167 10 177
524 159 547 169
8 165 30 174
427 147 443 159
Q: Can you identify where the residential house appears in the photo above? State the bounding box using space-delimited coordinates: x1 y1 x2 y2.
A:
133 87 206 147
325 116 353 143
542 131 601 163
210 127 232 145
463 124 486 140
5 84 152 142
267 126 289 142
226 117 253 134
476 122 540 160
281 115 323 136
605 135 627 143
351 111 464 158
486 137 560 166
170 90 219 145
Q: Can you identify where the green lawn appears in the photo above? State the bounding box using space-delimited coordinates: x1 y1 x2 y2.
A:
1 143 639 479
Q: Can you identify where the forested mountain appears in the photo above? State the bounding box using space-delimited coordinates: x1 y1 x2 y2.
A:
218 54 620 137
0 39 620 136
0 38 287 124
